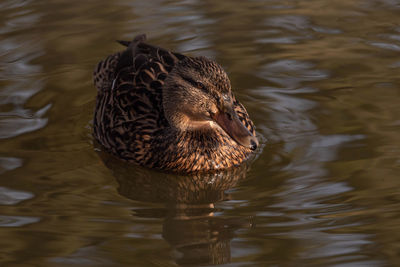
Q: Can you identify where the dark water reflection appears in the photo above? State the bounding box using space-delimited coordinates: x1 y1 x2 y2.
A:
100 151 252 265
1 0 400 266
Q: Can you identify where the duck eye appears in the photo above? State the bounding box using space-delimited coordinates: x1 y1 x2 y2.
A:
196 82 207 92
180 75 208 92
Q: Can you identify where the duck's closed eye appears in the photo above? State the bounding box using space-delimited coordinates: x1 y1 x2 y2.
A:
196 82 207 92
181 75 208 93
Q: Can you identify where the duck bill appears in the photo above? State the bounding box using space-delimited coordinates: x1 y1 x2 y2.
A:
212 110 258 150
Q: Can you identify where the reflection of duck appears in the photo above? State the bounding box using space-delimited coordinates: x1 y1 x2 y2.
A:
98 150 254 266
93 34 258 173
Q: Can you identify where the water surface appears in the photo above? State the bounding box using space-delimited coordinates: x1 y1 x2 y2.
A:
1 0 399 266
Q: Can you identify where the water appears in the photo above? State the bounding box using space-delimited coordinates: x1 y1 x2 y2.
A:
1 0 399 266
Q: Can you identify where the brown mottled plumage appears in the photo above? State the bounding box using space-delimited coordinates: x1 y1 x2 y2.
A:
93 34 258 173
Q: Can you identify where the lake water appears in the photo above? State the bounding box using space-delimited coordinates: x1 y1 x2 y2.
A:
1 0 399 266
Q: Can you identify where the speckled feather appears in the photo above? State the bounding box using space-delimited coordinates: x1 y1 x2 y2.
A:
93 35 256 173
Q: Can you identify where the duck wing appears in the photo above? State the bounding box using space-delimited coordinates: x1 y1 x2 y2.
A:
94 34 186 93
93 34 188 161
109 34 188 124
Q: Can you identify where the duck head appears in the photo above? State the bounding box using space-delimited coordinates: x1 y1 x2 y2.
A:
163 57 258 151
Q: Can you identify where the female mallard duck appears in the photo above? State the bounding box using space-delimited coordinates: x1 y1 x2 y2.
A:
93 34 258 173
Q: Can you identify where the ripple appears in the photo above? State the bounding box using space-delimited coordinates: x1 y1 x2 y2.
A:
0 3 49 140
261 14 342 45
0 103 51 139
258 59 330 88
0 215 39 227
0 156 22 174
266 15 310 31
369 41 400 51
0 186 34 205
257 36 303 44
301 233 373 258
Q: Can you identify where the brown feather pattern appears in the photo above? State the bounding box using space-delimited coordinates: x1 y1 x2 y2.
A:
93 34 257 173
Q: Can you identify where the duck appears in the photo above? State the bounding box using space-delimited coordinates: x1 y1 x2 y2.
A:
93 34 258 173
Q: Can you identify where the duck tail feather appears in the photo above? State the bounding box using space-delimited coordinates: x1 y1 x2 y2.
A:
117 40 130 47
115 34 148 73
117 34 147 47
132 34 147 44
